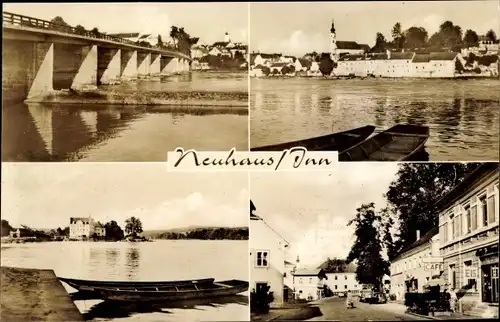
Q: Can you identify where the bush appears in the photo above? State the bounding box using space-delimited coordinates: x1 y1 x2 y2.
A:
389 294 397 301
250 285 274 314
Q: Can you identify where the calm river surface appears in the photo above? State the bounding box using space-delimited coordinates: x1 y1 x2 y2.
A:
2 72 248 162
250 78 500 161
1 240 249 321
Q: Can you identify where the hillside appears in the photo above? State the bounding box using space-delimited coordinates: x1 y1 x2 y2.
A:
143 226 248 240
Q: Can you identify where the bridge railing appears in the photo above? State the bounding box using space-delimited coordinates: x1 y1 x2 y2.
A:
3 11 186 57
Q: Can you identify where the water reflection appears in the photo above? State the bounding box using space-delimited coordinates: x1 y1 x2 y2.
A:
126 247 140 279
82 295 248 320
106 249 119 268
2 103 247 162
250 78 500 161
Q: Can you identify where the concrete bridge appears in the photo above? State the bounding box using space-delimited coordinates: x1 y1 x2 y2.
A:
2 12 192 102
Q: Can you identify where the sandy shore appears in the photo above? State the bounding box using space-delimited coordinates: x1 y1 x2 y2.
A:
1 266 83 321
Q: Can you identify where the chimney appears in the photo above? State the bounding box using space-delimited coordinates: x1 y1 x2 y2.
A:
416 230 421 241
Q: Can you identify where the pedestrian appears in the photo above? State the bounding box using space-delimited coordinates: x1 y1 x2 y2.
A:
346 291 354 309
449 288 457 313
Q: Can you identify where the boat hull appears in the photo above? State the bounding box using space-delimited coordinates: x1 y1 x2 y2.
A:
339 124 429 161
59 277 215 293
250 125 375 152
95 280 249 302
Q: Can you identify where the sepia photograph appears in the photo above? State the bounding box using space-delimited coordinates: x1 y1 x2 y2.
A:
2 2 249 162
1 163 249 321
249 1 499 162
250 162 499 321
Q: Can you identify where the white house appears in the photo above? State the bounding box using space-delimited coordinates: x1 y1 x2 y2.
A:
293 268 328 301
307 61 322 76
250 200 290 308
295 58 312 72
390 227 442 302
69 216 106 240
325 272 361 296
108 32 159 47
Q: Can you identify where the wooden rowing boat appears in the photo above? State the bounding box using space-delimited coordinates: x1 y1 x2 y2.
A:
339 124 430 161
58 277 215 293
94 279 249 302
250 125 376 152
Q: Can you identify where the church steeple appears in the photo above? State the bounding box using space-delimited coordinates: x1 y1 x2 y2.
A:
330 19 336 34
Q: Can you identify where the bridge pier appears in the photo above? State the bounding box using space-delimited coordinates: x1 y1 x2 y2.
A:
27 43 55 100
98 48 121 85
150 53 161 78
71 45 98 90
137 52 151 78
120 50 138 81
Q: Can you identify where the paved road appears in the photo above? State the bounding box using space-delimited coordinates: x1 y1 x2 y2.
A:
307 297 429 321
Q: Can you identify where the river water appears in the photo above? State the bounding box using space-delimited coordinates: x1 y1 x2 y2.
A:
2 72 248 162
250 78 500 161
1 240 249 321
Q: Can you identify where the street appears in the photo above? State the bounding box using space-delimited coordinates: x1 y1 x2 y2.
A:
307 297 429 321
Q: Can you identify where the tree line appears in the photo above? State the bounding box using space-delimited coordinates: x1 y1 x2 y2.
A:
372 20 497 53
345 163 482 294
154 227 249 240
1 216 144 242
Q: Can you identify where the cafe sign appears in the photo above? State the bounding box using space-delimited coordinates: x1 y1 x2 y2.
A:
423 257 444 272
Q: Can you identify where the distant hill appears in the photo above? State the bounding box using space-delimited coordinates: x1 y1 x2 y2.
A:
143 226 248 240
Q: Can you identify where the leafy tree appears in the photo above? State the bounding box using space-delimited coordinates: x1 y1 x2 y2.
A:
429 21 463 48
75 25 86 35
403 27 428 48
104 220 124 241
383 163 481 259
485 29 497 42
281 65 291 75
371 32 388 52
50 16 70 27
125 217 143 237
262 66 271 76
319 54 334 76
463 29 479 47
90 27 100 36
391 22 405 49
346 203 390 293
1 220 13 237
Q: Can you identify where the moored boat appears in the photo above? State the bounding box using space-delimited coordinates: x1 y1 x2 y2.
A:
250 125 375 152
59 277 215 293
94 279 249 302
339 124 430 161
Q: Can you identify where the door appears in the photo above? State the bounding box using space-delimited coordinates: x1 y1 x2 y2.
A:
491 264 499 303
482 263 499 303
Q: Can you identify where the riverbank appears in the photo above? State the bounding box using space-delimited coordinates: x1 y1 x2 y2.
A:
251 303 321 321
25 89 249 114
1 266 84 321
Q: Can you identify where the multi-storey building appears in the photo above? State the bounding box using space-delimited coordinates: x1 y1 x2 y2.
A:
292 268 328 301
69 216 106 240
250 200 290 308
438 163 499 318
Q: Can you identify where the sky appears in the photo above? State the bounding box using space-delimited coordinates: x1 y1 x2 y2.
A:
250 163 400 268
250 1 500 56
3 2 249 45
1 163 249 231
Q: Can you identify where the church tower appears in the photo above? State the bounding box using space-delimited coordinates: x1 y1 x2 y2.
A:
224 32 231 43
330 19 338 62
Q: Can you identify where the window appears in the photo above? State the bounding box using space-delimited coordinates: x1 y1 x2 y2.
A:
299 278 303 284
309 278 313 283
345 285 348 289
335 285 338 290
465 205 471 233
488 194 496 224
471 205 477 231
443 222 448 243
354 285 357 288
256 250 269 267
256 282 268 293
335 275 338 280
464 260 477 291
480 196 488 227
450 264 457 289
345 276 348 280
450 215 456 239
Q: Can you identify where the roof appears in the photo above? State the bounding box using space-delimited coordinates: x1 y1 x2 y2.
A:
270 62 288 68
259 53 282 59
389 52 415 60
392 226 439 262
336 41 365 50
212 41 230 48
297 58 312 67
412 53 430 63
434 163 499 212
339 55 366 61
70 217 91 224
254 64 266 69
284 260 294 266
294 268 322 276
429 52 458 61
